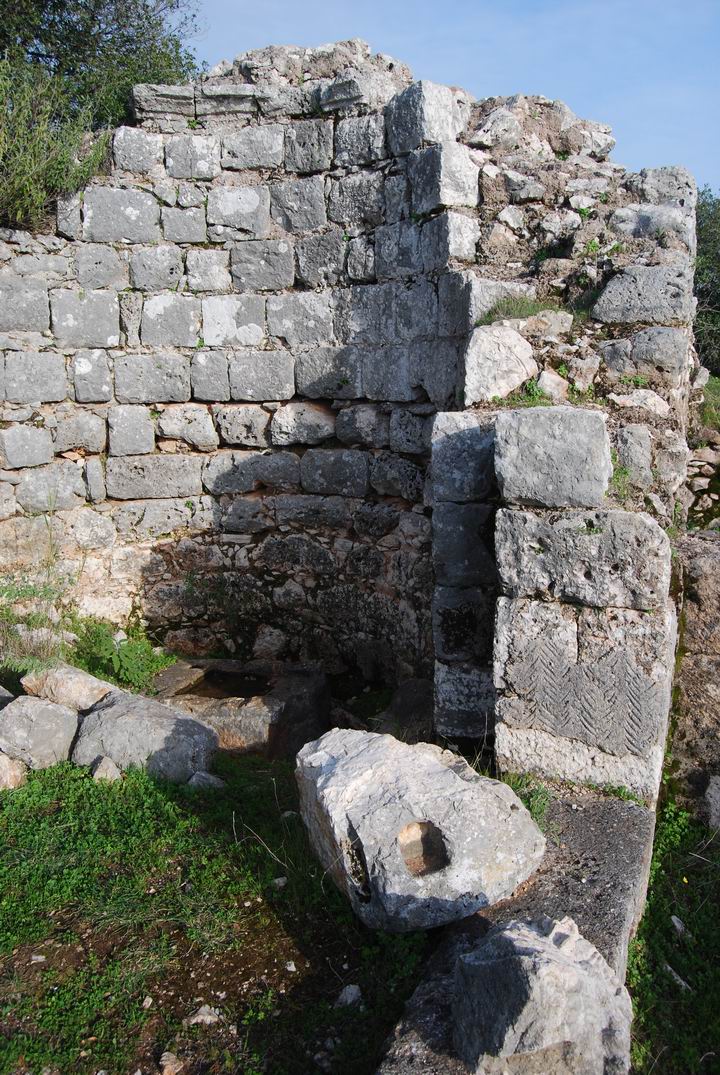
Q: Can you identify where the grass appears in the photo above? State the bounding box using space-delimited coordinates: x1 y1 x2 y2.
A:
476 295 561 326
701 374 720 432
627 801 720 1074
0 760 427 1075
490 379 552 409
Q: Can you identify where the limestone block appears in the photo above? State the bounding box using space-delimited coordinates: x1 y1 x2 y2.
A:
654 430 690 494
430 411 496 503
609 203 693 248
72 691 217 782
119 292 142 347
0 696 78 769
133 83 195 122
203 295 266 347
273 494 353 529
433 502 495 587
439 271 536 337
129 245 184 291
369 452 424 500
463 325 538 404
57 194 82 240
75 244 127 290
493 597 676 799
295 346 363 399
16 460 86 511
191 350 230 401
284 119 334 172
267 292 334 347
615 424 653 490
494 407 613 508
228 348 294 401
495 509 671 610
201 450 258 494
270 176 327 231
386 80 468 155
72 350 112 404
271 401 335 445
83 188 161 243
628 166 697 210
410 142 479 215
300 449 368 496
221 125 285 169
108 405 155 456
537 368 569 402
608 388 670 417
296 230 345 287
140 293 201 347
334 114 386 166
346 235 375 281
384 174 410 224
421 211 479 271
113 126 164 173
106 455 203 498
389 409 428 454
296 728 545 931
394 278 439 340
157 403 219 451
161 206 207 243
206 186 271 237
327 172 384 227
0 485 15 521
374 221 423 280
53 409 107 453
4 352 67 403
21 662 113 711
432 587 493 664
0 753 27 789
0 426 54 469
230 239 294 291
336 404 390 447
185 249 231 292
114 353 190 403
165 134 221 179
195 81 259 119
434 660 496 739
213 404 269 447
592 264 694 326
51 290 120 347
334 284 393 347
453 917 631 1075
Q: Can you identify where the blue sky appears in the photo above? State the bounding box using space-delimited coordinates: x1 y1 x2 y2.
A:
191 0 719 189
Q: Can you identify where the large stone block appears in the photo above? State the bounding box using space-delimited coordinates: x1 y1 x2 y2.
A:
16 461 86 511
336 404 390 447
113 126 164 173
201 450 259 494
295 346 363 399
296 229 345 287
327 172 384 227
157 403 219 451
114 353 190 403
409 142 479 215
0 696 78 769
53 409 106 453
434 660 496 739
592 264 694 325
230 239 294 291
221 125 285 169
374 221 423 280
4 352 67 403
494 597 676 799
494 407 613 508
270 176 327 231
334 114 386 166
433 502 496 587
496 508 671 610
206 186 271 237
300 449 368 496
421 211 479 271
108 405 155 456
129 245 184 291
21 662 113 711
213 404 269 447
296 728 545 931
140 294 201 347
203 295 266 347
284 119 334 172
267 292 334 347
386 80 468 155
185 249 231 292
74 245 127 290
161 206 207 243
430 411 496 503
463 325 538 404
432 586 494 664
370 452 424 500
50 290 119 347
133 82 195 122
83 187 161 243
271 401 335 445
228 348 294 401
106 455 203 498
191 350 230 401
165 134 221 179
0 426 54 469
601 326 690 384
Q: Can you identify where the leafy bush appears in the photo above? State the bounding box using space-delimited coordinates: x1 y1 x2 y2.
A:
71 618 175 692
0 56 108 228
696 186 720 374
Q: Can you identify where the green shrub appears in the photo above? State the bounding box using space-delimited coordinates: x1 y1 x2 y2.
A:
0 56 108 228
71 618 175 692
695 186 720 374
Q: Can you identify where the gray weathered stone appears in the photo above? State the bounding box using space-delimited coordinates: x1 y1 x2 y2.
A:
434 660 495 740
84 457 106 501
389 410 428 454
72 690 217 782
410 142 479 215
386 80 468 155
335 114 386 166
21 662 113 711
201 450 259 494
615 424 653 490
0 425 54 469
271 401 335 445
161 206 207 243
119 291 142 347
203 295 266 347
296 230 345 287
432 587 493 664
374 221 423 280
370 452 424 500
74 244 127 290
191 350 230 401
347 235 375 281
230 239 294 291
165 134 221 179
609 203 693 248
114 353 190 403
495 509 671 610
270 176 327 232
4 351 67 403
0 277 49 332
592 264 694 326
133 82 195 122
106 455 203 498
301 449 368 496
295 346 362 399
336 404 390 447
113 126 164 173
422 211 479 271
92 756 122 782
206 186 271 237
53 408 106 453
141 294 201 347
51 290 120 347
16 460 86 511
108 405 155 456
285 119 334 172
296 728 545 931
157 403 219 450
463 325 538 404
213 403 269 447
0 752 28 789
228 348 294 401
221 125 285 169
0 696 78 769
430 411 496 503
494 408 613 508
129 245 184 291
328 172 385 227
433 502 495 587
267 292 334 347
186 249 231 292
83 188 161 243
453 916 631 1075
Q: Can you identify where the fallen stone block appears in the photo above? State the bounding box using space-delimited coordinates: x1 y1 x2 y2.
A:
72 691 218 782
592 263 694 326
463 325 538 404
296 728 545 931
21 663 114 712
0 696 79 769
0 752 28 789
452 916 632 1075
